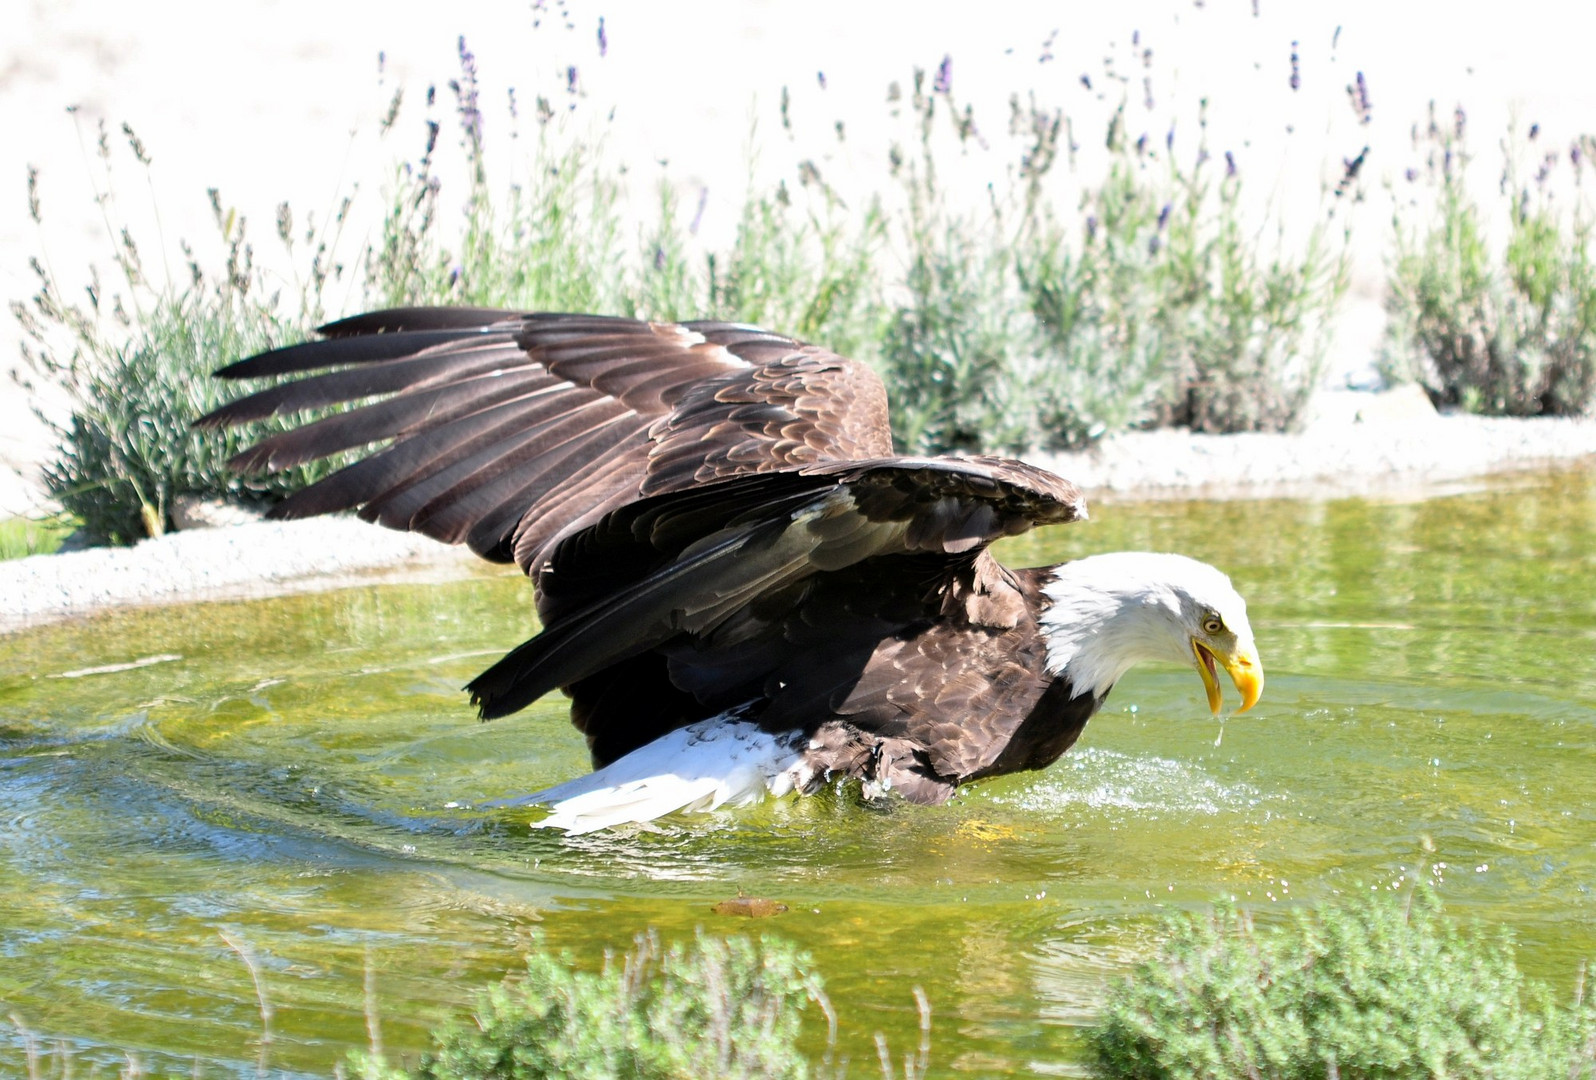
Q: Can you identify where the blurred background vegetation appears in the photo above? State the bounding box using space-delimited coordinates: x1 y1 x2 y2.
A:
11 28 1596 549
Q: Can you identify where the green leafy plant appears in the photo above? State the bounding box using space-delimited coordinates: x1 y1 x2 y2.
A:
879 58 1351 456
14 125 346 544
1020 101 1350 448
876 69 1045 455
1383 106 1596 416
350 930 930 1080
0 515 75 560
365 38 630 316
708 171 884 360
1085 887 1596 1079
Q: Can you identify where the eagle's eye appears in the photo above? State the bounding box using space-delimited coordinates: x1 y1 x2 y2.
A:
1202 615 1224 635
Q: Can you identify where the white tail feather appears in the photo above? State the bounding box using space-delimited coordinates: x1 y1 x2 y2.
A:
492 718 806 834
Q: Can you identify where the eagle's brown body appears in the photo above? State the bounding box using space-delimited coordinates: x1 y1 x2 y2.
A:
202 308 1255 820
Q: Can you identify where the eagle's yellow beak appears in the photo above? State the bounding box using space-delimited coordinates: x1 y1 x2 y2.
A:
1193 639 1263 715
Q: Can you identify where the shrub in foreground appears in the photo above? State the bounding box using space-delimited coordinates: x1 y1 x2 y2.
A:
351 931 837 1080
1086 888 1596 1080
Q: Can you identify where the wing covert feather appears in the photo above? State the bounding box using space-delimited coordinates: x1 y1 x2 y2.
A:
200 309 895 566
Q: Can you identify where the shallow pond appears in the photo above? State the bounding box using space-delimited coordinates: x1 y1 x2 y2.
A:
3 466 1596 1076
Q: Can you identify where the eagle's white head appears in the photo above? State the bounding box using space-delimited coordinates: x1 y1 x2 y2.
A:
1038 551 1263 713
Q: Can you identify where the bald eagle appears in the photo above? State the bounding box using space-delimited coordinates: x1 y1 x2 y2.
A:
199 309 1262 833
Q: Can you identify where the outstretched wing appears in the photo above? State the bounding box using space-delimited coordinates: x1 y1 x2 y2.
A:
204 307 1090 734
198 308 893 571
465 455 1086 719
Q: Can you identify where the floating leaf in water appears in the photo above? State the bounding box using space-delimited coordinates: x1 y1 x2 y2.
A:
956 819 1018 842
712 896 788 918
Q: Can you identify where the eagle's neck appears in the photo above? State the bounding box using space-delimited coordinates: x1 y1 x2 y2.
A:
1036 553 1193 699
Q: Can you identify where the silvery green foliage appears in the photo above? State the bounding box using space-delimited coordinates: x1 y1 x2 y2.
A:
1087 888 1596 1079
352 931 829 1080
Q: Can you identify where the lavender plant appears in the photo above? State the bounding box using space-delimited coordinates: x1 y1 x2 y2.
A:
1383 106 1596 416
347 931 931 1080
1086 887 1596 1079
13 122 347 544
1018 89 1351 447
878 66 1036 454
707 171 884 360
885 45 1352 454
365 38 629 315
15 27 1361 547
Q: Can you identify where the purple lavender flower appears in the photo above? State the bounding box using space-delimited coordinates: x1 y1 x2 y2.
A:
1529 122 1540 140
567 66 580 95
933 54 952 95
1166 124 1176 151
1454 106 1467 140
1336 146 1368 197
1157 203 1171 229
597 16 608 56
1573 142 1584 168
1225 150 1237 177
653 245 667 271
1405 167 1418 182
1536 151 1556 187
1289 41 1300 91
1085 215 1098 242
455 37 483 150
817 70 827 89
1080 74 1092 91
689 186 709 236
1135 133 1148 155
1347 72 1371 125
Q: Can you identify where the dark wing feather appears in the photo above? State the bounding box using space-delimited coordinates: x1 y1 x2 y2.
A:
200 308 893 566
205 306 1094 744
212 327 516 380
227 366 558 471
465 458 1084 721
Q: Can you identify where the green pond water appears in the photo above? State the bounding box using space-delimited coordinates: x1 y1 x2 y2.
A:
3 466 1596 1077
